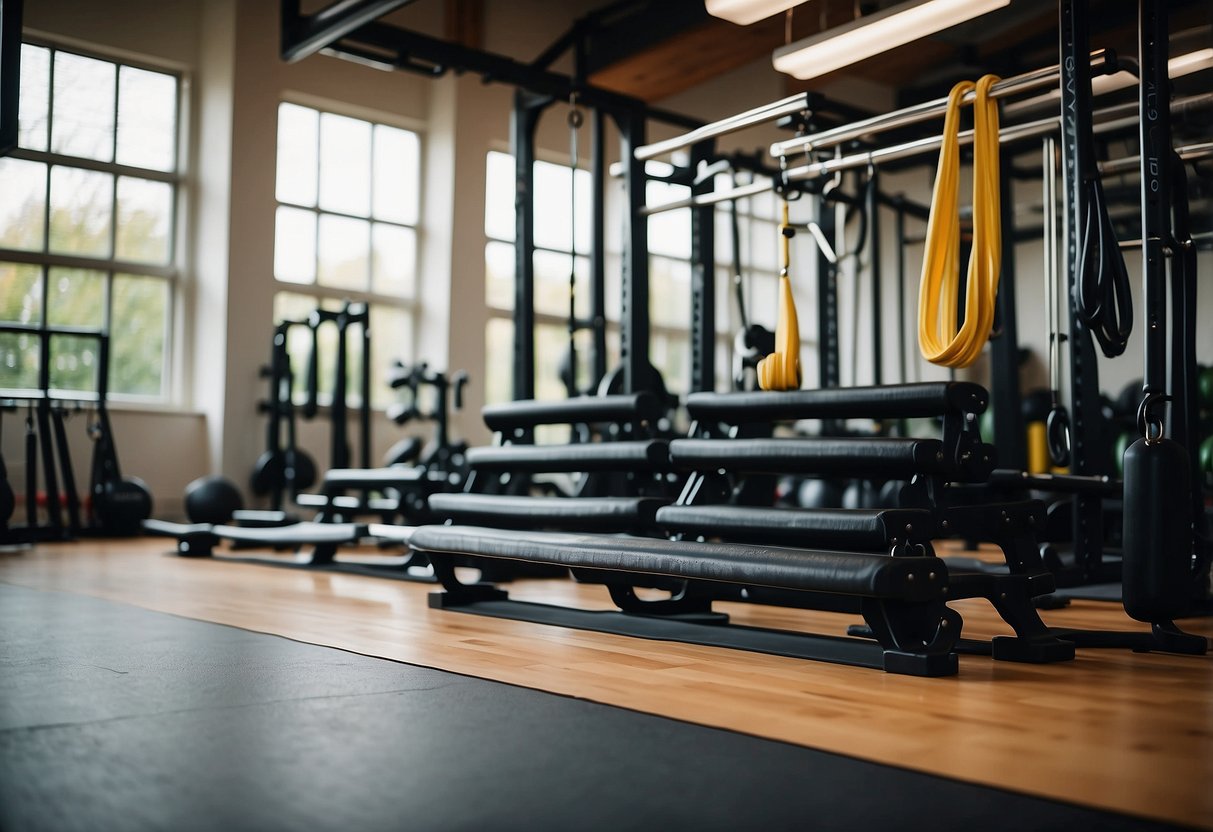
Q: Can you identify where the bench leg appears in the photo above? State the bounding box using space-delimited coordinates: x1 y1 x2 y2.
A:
606 581 729 625
177 531 216 558
945 573 1075 663
861 599 960 677
427 554 509 607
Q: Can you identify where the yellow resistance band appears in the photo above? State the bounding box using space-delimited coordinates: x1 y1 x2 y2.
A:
758 201 801 391
918 74 1002 369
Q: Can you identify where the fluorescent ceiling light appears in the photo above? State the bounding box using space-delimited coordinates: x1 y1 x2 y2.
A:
705 0 807 26
1095 48 1213 94
1002 49 1213 116
772 0 1010 81
1167 47 1213 76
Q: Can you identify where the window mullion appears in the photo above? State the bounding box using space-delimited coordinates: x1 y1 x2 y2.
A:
45 47 56 160
367 127 376 292
111 64 120 166
312 113 322 289
39 49 53 389
7 149 179 183
0 247 177 279
108 153 119 337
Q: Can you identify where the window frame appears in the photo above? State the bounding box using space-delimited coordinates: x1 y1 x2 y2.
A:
482 148 606 407
271 98 425 410
0 38 184 403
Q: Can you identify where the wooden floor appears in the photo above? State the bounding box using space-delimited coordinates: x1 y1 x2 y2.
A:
2 538 1210 829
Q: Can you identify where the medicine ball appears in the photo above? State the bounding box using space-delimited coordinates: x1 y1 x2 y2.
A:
184 476 244 525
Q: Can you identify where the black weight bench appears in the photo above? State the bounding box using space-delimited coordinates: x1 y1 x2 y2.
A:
669 436 993 480
413 524 962 677
685 381 988 424
141 515 433 580
428 493 669 534
482 392 664 437
664 383 1074 663
142 517 364 556
657 505 935 551
465 440 670 473
428 392 673 533
297 465 458 524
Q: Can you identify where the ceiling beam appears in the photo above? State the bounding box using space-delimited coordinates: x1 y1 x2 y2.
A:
281 0 420 63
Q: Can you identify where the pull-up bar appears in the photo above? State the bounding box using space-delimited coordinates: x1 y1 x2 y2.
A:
634 94 816 162
640 93 1209 216
768 49 1117 159
1099 139 1213 175
632 50 1116 164
785 93 1206 183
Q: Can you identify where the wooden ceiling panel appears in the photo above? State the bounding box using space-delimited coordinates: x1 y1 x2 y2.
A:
588 17 786 101
549 0 1205 105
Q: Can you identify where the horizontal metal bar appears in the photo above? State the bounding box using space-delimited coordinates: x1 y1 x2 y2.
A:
1099 140 1213 175
0 248 177 279
318 44 399 72
1117 231 1213 250
641 175 931 219
281 0 418 64
338 22 701 129
782 95 1196 185
0 323 107 338
6 148 179 183
640 180 772 215
634 93 812 162
769 49 1116 159
784 117 1055 182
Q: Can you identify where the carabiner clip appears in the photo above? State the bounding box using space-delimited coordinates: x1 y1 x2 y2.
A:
1136 391 1167 445
1046 402 1071 467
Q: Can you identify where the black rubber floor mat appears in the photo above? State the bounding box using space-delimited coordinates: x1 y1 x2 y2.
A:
0 583 1188 832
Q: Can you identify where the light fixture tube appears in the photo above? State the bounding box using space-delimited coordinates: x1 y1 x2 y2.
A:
1165 47 1213 77
772 0 1011 81
705 0 807 26
1002 48 1213 117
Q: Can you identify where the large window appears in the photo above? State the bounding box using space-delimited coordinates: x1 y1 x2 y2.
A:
646 167 696 396
483 149 594 407
273 102 421 408
0 43 179 399
481 154 817 403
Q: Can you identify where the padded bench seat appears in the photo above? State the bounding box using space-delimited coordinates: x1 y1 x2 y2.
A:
410 525 948 601
321 467 429 487
427 493 670 532
467 440 669 473
686 382 988 423
670 437 950 477
656 505 935 550
143 519 366 556
295 493 398 512
482 392 662 433
212 521 366 546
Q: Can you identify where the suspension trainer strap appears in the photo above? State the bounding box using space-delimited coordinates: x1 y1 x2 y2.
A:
918 75 1002 369
757 201 801 391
